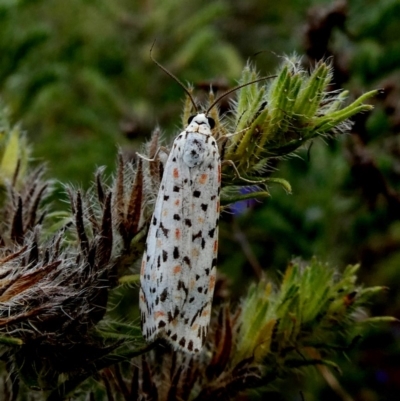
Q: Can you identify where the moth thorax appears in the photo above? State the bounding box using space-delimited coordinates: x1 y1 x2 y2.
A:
183 134 207 167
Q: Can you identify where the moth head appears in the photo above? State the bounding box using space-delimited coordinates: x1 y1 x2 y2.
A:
188 114 215 129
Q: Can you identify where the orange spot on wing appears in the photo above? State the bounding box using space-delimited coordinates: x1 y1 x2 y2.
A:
173 265 181 274
175 199 180 206
141 260 146 275
192 248 199 258
191 324 199 331
199 173 208 185
213 240 218 253
157 239 162 248
216 201 220 213
201 309 210 317
175 228 181 240
154 311 166 318
173 168 179 178
197 217 204 224
209 274 216 291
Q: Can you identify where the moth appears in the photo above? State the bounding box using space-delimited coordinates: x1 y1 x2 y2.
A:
139 49 270 352
140 111 220 353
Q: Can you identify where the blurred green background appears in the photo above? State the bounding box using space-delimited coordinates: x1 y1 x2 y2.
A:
1 0 400 400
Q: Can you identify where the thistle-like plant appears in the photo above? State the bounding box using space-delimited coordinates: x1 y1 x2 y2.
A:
0 57 391 401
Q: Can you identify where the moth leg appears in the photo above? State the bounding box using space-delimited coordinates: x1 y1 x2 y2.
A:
217 126 250 143
136 146 170 162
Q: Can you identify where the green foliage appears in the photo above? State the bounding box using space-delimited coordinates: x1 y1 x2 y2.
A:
236 260 392 373
225 59 375 176
0 0 245 185
0 0 399 400
0 105 29 187
0 54 390 399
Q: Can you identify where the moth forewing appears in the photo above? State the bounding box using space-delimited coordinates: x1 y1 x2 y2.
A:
140 113 220 353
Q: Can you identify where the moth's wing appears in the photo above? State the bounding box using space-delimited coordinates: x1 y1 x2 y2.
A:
165 135 221 353
139 133 188 342
140 131 221 353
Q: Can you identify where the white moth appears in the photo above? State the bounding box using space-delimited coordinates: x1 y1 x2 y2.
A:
140 113 220 353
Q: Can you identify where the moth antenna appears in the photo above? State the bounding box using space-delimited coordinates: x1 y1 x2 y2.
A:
252 50 269 58
150 41 198 112
206 75 276 114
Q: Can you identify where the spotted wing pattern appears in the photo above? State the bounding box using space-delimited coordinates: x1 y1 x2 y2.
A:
140 113 220 353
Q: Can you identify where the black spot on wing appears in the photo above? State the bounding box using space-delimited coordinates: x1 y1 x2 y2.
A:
201 203 208 212
183 256 191 267
177 280 188 297
190 303 206 326
160 288 168 302
201 326 207 344
192 230 202 241
159 222 169 237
